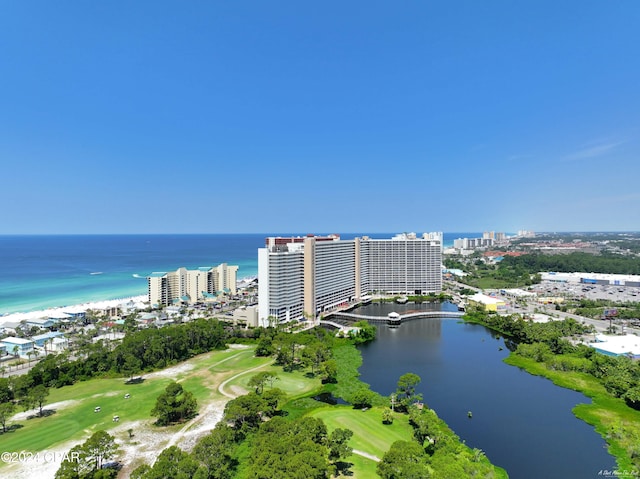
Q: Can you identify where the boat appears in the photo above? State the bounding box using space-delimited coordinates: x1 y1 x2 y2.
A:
396 296 408 304
90 272 103 275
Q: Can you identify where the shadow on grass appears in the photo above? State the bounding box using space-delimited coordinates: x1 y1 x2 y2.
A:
125 376 145 385
1 423 24 434
27 409 56 420
335 461 354 476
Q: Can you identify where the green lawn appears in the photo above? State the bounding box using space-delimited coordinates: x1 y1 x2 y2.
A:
309 406 414 478
0 345 261 458
227 365 322 400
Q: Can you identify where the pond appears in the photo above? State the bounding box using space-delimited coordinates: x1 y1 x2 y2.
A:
353 302 616 479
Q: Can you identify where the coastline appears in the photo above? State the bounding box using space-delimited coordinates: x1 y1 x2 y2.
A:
0 295 149 324
0 275 258 322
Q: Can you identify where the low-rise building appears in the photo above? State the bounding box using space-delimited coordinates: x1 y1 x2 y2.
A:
468 293 507 313
541 272 640 287
591 335 640 359
32 331 66 349
25 317 57 329
232 306 259 328
0 337 35 358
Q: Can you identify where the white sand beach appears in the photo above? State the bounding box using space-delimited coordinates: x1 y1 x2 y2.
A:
0 295 149 325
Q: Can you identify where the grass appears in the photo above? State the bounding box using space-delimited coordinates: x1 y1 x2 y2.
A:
0 345 263 458
310 406 413 459
505 353 640 471
309 406 414 478
224 363 322 400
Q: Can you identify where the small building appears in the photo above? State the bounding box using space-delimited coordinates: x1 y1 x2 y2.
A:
32 331 65 348
468 293 507 313
501 288 537 299
25 317 57 329
0 320 21 336
591 335 640 359
63 311 86 322
0 337 35 358
232 306 259 328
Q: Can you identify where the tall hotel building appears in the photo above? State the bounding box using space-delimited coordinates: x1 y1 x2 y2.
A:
147 263 238 307
258 233 442 326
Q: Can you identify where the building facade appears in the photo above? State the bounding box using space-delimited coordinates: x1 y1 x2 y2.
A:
147 263 238 307
258 233 442 326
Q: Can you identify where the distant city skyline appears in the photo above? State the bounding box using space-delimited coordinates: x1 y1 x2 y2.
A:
1 2 639 234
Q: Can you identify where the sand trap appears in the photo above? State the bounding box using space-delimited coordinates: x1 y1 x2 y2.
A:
2 347 254 478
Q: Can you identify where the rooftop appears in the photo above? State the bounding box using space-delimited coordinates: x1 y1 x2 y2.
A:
0 337 34 345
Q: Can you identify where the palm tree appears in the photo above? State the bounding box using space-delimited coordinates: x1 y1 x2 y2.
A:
26 350 34 366
44 338 54 355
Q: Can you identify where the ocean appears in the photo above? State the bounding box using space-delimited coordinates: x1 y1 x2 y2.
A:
0 233 480 315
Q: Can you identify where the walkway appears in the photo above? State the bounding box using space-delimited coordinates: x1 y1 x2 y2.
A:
324 310 464 323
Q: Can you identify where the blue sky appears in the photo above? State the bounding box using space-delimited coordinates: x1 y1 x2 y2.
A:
1 1 639 234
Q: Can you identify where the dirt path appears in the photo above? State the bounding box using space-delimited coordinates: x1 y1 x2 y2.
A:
2 345 257 479
218 359 274 398
353 448 381 462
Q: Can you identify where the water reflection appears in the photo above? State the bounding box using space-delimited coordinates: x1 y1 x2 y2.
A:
355 304 616 479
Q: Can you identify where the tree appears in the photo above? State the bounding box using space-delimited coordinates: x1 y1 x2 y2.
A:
249 417 330 479
55 431 118 479
301 343 330 375
247 371 277 394
349 321 377 344
223 392 265 434
320 359 338 383
254 337 273 357
382 408 394 425
261 387 285 416
55 444 87 479
623 386 640 410
0 402 16 433
83 430 119 472
142 445 202 479
350 388 374 409
121 354 142 380
22 384 49 417
327 427 353 465
377 440 431 479
151 381 198 426
396 373 423 411
192 423 239 479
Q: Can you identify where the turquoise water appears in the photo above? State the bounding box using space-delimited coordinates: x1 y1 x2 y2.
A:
0 232 478 314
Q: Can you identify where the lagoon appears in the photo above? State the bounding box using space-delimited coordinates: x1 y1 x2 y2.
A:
353 302 616 479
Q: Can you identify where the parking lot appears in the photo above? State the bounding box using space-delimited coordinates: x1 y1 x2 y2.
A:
531 281 640 304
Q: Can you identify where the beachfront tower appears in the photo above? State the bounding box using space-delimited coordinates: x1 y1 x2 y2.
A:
258 233 442 327
147 263 238 307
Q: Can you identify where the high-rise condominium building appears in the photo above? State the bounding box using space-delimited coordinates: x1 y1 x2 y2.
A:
147 263 238 307
258 233 442 326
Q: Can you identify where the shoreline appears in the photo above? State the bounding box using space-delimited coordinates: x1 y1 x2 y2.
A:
0 275 257 324
0 295 149 324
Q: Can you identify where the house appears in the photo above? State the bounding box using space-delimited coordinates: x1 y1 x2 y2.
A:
32 331 68 352
0 337 35 358
25 317 57 330
0 320 21 336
